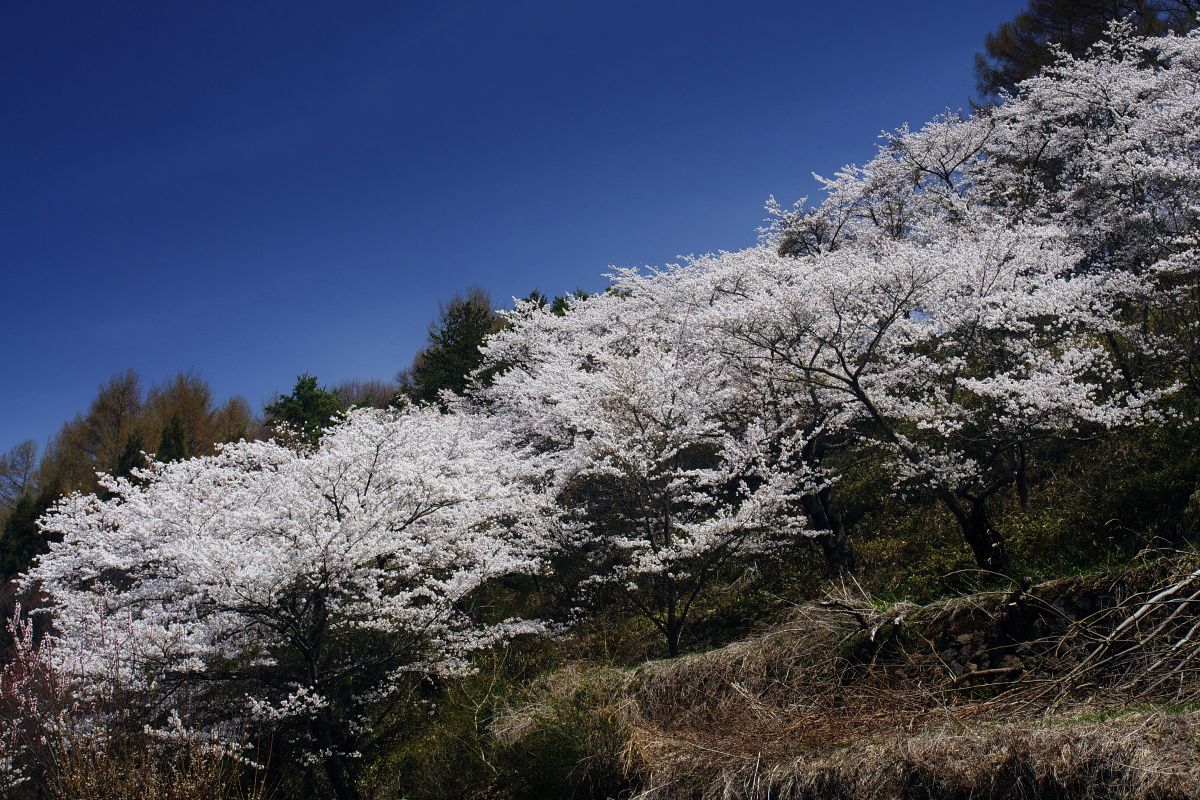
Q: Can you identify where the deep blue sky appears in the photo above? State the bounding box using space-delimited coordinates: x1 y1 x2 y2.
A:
2 1 1025 454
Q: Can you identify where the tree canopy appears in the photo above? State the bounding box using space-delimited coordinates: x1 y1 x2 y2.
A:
263 374 344 445
974 0 1198 99
27 406 555 799
400 288 503 406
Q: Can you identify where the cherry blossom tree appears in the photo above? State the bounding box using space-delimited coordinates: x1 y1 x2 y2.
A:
634 249 866 572
758 27 1199 571
981 25 1200 395
613 223 1162 575
479 274 819 656
722 219 1162 572
24 406 555 800
772 24 1200 399
982 26 1200 270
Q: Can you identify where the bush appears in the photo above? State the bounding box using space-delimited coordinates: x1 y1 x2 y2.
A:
0 607 266 800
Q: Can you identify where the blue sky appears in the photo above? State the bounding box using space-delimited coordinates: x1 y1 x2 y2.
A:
1 0 1025 453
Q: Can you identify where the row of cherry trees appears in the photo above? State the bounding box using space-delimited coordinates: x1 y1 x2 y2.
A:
478 22 1198 584
7 24 1199 800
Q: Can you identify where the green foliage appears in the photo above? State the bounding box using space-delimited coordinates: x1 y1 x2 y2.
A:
492 667 633 800
0 491 59 581
156 414 189 463
263 374 344 445
377 653 633 800
402 289 503 406
526 288 591 317
974 0 1197 99
852 497 982 603
114 434 149 480
1003 424 1200 570
366 640 632 800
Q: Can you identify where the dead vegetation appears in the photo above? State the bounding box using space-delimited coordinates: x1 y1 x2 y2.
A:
631 710 1200 800
495 551 1200 799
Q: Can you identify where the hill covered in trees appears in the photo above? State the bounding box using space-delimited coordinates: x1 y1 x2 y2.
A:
4 9 1200 800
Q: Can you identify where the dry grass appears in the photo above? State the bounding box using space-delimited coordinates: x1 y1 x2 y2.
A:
632 710 1200 800
496 553 1200 799
46 733 267 800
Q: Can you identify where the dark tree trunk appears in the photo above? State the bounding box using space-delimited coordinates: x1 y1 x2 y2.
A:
962 500 1009 574
665 620 682 658
664 574 682 657
803 487 855 574
310 709 361 800
938 490 1009 574
300 596 360 800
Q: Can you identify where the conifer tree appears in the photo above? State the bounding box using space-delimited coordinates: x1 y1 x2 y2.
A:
0 492 58 581
264 374 345 445
157 414 189 463
401 289 503 406
974 0 1197 99
114 434 149 481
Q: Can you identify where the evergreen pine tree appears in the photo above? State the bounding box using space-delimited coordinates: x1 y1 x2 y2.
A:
115 432 149 479
974 0 1198 100
157 413 189 462
264 374 345 445
0 491 59 581
401 289 503 406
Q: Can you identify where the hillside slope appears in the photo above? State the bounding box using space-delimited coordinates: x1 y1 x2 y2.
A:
496 555 1200 799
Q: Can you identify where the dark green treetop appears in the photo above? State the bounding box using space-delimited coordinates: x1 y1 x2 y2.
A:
974 0 1198 100
157 413 189 463
0 491 59 581
400 289 504 407
264 374 345 445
